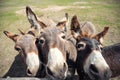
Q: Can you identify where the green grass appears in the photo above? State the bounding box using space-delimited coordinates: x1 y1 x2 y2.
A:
0 0 120 79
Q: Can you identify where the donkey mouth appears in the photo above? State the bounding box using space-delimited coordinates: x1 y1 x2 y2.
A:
26 68 36 76
27 69 32 76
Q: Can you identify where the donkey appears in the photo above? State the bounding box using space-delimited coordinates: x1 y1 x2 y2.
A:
74 27 112 80
35 26 77 80
75 37 112 80
26 6 77 79
3 29 41 77
70 15 96 39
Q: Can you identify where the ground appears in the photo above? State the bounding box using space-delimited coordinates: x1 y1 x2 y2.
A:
0 0 120 79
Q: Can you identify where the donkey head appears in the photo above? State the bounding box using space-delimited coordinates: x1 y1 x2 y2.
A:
3 29 40 76
36 27 68 79
76 37 111 80
75 27 111 80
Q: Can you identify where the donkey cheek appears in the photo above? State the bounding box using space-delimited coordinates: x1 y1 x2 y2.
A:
47 48 68 77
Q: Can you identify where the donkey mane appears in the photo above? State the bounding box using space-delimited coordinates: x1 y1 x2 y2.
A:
102 43 120 55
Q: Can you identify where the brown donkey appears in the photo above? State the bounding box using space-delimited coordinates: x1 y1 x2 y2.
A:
26 6 77 79
3 29 41 77
36 27 77 80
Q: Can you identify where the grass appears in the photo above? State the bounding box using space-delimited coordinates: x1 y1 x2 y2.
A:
0 0 120 79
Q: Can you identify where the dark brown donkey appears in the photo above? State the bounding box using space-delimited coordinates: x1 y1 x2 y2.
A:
72 27 110 80
3 29 41 77
75 37 112 80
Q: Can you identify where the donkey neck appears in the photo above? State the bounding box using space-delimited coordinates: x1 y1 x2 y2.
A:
102 43 120 77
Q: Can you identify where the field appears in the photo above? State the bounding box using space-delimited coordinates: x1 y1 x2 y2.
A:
0 0 120 79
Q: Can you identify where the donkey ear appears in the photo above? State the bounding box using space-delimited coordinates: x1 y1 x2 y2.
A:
93 27 109 44
70 15 80 30
70 15 83 38
26 6 46 30
3 31 19 42
56 13 69 32
26 6 38 27
56 21 67 31
18 29 25 35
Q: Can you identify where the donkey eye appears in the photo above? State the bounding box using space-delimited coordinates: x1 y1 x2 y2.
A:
38 37 45 44
61 35 65 39
40 39 44 44
77 43 86 51
36 37 45 44
15 46 21 51
77 44 84 48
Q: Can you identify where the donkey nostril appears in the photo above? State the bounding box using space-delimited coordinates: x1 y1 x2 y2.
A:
89 64 99 74
27 69 32 75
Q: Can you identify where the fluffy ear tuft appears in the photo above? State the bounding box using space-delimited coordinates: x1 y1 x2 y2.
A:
93 27 109 44
3 31 19 42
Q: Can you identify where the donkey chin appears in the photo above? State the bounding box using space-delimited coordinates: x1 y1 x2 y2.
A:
26 52 40 76
47 63 68 80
